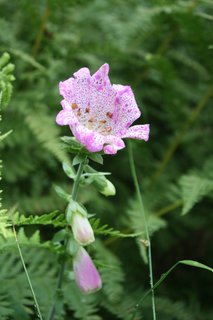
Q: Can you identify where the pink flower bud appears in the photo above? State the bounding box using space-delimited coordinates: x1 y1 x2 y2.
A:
73 247 102 294
71 213 95 246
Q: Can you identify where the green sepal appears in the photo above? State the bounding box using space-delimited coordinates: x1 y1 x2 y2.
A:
88 153 103 164
66 199 88 223
60 136 83 153
52 229 68 245
60 136 104 163
67 238 80 256
72 154 87 166
84 165 116 196
62 162 76 179
53 184 71 202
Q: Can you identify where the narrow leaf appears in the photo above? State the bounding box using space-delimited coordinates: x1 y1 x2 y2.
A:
0 130 13 141
180 260 213 272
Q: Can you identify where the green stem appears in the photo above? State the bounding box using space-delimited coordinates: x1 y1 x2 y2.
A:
13 225 43 320
48 157 87 320
128 142 156 320
32 0 50 57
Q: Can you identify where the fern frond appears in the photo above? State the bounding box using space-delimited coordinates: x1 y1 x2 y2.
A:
101 288 143 320
13 211 66 228
0 248 58 319
169 50 210 80
0 227 49 253
180 175 213 215
95 240 124 303
154 297 194 320
63 282 102 320
24 108 69 164
91 218 143 238
0 52 15 109
126 199 167 236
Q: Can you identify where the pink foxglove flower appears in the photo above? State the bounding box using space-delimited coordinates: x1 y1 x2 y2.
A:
71 213 95 246
73 247 102 294
56 63 150 154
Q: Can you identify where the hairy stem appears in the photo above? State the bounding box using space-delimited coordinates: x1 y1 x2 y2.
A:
48 157 86 320
128 141 156 320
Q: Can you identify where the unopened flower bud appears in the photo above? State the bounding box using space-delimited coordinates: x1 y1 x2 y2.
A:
73 247 102 294
99 179 116 196
92 176 116 196
84 165 116 197
71 213 95 246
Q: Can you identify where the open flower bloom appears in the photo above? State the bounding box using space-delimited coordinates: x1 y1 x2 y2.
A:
56 63 150 154
73 247 102 294
71 213 95 246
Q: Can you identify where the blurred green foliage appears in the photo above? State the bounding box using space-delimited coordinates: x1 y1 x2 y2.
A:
0 0 213 319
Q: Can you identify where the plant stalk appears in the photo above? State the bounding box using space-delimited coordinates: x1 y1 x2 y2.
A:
48 157 86 320
13 225 44 320
128 141 156 320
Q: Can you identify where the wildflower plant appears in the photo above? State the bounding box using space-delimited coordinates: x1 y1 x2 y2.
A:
47 63 151 319
47 63 213 320
1 50 212 320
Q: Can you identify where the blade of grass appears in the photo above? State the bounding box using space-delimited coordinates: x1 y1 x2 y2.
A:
12 224 43 320
128 141 156 320
130 260 213 319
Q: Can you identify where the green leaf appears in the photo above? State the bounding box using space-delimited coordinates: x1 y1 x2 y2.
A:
179 260 213 272
180 175 213 215
133 259 213 314
0 130 12 142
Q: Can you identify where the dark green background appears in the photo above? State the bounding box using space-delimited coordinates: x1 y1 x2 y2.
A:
0 0 213 319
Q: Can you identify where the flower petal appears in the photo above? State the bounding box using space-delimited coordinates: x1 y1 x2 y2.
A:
92 63 110 90
71 124 104 152
73 247 102 294
112 85 141 135
122 124 150 141
89 64 116 123
72 69 91 111
56 110 75 126
73 67 91 79
103 135 125 155
56 100 78 124
59 78 75 102
71 214 95 246
56 64 150 155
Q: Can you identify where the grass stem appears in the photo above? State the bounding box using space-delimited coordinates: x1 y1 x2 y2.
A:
128 141 156 320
